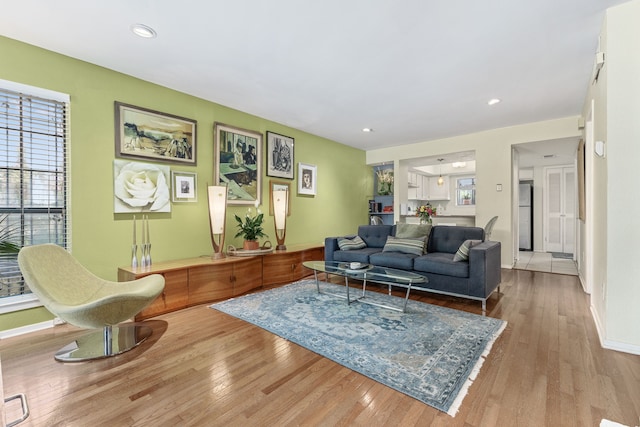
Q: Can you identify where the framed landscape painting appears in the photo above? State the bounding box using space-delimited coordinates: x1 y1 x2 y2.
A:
266 131 294 179
214 122 262 206
115 101 197 165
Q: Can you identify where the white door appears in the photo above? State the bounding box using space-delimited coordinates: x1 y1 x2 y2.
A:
545 166 575 253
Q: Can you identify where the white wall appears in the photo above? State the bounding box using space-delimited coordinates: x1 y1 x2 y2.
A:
367 116 582 268
585 0 640 352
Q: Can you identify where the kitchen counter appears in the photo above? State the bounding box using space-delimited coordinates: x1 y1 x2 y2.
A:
402 215 476 227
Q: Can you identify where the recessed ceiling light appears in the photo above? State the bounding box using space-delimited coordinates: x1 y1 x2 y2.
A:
487 98 501 106
131 24 157 39
362 128 374 133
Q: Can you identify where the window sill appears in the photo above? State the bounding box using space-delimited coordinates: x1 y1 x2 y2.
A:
0 294 42 314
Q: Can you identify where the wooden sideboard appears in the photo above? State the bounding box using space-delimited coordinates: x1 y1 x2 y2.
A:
118 243 324 320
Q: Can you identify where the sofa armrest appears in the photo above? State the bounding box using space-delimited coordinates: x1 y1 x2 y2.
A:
324 235 356 261
468 241 502 298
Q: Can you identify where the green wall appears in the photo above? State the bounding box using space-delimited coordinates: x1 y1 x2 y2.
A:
0 35 371 331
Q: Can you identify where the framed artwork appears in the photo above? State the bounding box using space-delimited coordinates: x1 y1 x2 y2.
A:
214 122 262 206
171 171 197 203
298 163 317 196
266 131 294 179
114 101 197 165
269 180 291 216
114 159 171 213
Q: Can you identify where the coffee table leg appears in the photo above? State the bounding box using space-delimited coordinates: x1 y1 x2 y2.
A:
402 282 412 312
344 276 351 305
314 270 320 294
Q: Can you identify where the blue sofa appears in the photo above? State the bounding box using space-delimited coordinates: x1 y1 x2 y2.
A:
324 224 501 311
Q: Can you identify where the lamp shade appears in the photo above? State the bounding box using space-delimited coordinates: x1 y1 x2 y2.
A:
207 185 227 257
272 188 288 250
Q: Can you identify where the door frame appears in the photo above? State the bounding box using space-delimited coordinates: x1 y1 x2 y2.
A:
543 164 577 255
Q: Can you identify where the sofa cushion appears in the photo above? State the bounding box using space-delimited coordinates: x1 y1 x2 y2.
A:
453 239 482 262
337 235 366 250
357 225 393 248
382 236 425 256
413 253 470 278
333 247 382 264
427 226 485 254
369 251 417 270
395 223 432 240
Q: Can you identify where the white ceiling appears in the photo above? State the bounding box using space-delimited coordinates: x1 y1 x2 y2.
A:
0 0 627 152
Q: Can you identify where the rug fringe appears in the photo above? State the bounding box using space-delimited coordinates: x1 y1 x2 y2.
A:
446 321 508 417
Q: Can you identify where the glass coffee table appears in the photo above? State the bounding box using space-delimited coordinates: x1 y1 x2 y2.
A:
302 261 428 312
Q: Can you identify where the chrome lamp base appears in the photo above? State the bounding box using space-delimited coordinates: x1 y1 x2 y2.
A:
54 324 152 362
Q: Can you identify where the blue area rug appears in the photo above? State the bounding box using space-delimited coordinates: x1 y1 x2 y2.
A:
211 280 506 416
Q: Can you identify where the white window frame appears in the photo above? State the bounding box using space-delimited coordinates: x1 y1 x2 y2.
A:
0 79 70 312
455 176 476 207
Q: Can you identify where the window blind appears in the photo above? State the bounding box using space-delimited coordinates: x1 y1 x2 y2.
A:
0 85 70 299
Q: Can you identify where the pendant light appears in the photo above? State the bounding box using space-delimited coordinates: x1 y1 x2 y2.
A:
437 159 444 186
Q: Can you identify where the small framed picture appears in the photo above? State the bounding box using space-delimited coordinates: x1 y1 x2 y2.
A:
298 163 317 196
266 131 294 179
171 171 197 202
269 180 291 216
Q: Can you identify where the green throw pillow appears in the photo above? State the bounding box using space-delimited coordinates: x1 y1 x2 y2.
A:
453 239 482 262
395 223 432 239
382 236 425 256
337 235 367 250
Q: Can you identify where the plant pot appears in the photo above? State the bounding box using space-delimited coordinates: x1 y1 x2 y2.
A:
243 240 260 250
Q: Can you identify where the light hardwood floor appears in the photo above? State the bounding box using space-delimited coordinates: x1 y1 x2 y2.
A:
1 269 639 427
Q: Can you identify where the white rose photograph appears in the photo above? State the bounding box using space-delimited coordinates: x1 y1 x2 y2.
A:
114 160 171 213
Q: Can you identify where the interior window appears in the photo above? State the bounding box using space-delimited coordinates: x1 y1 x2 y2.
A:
456 177 476 206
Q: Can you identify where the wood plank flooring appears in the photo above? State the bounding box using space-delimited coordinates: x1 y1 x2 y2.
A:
1 269 639 426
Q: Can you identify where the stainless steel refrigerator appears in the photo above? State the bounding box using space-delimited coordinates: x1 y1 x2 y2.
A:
519 181 533 250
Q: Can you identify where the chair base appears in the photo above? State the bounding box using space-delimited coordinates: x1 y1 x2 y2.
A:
54 324 152 362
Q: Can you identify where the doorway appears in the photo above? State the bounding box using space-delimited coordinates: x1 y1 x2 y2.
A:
512 138 579 272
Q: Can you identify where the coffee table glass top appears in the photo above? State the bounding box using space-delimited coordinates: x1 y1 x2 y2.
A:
303 261 427 286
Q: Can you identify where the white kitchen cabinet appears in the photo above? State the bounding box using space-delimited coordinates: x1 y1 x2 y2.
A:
407 172 419 187
408 172 424 200
428 176 450 200
420 175 429 199
408 185 418 200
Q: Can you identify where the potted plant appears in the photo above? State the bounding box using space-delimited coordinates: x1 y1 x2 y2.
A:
0 214 20 255
234 209 267 250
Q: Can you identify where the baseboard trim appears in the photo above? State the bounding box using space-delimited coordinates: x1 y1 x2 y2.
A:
602 339 640 355
590 304 640 355
0 320 55 340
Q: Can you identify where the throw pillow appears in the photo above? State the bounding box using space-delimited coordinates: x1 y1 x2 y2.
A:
395 223 432 239
453 239 482 262
382 236 425 256
337 235 367 250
